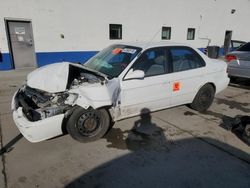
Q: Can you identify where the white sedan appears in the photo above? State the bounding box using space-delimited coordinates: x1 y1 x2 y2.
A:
11 42 229 143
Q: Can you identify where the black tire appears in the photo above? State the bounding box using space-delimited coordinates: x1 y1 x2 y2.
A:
66 106 110 142
190 84 215 112
245 124 250 137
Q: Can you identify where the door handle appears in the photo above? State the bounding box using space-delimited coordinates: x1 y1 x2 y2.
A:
163 81 170 84
27 39 33 46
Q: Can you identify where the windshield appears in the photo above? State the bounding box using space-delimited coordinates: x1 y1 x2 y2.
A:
84 45 142 78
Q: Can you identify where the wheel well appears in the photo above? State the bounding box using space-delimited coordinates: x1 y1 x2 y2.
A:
61 117 68 135
97 105 113 121
208 82 216 93
61 105 92 134
191 82 216 103
97 106 115 132
61 105 113 133
206 82 216 93
61 105 114 134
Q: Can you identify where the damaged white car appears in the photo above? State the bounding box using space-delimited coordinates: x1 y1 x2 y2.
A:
12 42 229 143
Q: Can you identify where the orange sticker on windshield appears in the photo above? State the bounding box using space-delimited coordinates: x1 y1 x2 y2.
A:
173 82 180 91
112 48 122 54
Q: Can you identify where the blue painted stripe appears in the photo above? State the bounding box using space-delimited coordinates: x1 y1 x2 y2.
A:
219 48 224 56
36 51 98 67
0 47 233 71
198 48 206 54
0 53 13 70
0 51 98 70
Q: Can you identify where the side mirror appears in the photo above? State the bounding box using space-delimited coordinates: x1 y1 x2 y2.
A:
124 69 145 80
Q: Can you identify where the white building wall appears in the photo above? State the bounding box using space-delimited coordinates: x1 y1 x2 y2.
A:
0 0 250 52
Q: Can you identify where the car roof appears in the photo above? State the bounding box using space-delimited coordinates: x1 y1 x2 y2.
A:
117 41 188 50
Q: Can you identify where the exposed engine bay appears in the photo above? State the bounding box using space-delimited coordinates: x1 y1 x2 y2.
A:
67 64 104 89
15 64 105 122
15 86 71 121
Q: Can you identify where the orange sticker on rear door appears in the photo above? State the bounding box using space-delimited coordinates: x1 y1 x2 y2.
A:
173 82 180 91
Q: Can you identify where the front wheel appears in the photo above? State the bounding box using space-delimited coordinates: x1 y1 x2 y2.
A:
190 84 215 112
66 107 110 142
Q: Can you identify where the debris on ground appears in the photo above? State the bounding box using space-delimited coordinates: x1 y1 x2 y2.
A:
220 115 250 146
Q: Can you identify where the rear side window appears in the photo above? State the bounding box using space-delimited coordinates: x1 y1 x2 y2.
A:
237 42 250 51
169 47 205 72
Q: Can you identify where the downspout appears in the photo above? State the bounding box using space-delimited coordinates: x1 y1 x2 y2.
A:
198 15 212 47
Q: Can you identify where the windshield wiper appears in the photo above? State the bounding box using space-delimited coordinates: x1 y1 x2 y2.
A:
81 64 109 80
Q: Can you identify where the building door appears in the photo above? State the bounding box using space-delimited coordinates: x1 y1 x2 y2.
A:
223 30 232 55
6 20 36 69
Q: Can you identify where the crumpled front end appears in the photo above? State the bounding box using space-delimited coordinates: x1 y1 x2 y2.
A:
12 107 64 143
11 85 78 142
11 62 119 142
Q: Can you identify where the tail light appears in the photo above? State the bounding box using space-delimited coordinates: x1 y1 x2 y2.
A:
225 54 237 62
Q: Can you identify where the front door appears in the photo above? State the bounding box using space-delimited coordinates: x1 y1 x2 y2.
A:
6 20 36 69
120 47 171 118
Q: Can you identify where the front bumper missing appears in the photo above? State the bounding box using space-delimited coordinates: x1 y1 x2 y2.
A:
12 91 64 143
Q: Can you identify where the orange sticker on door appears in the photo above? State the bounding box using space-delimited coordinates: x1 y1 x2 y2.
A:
173 82 180 91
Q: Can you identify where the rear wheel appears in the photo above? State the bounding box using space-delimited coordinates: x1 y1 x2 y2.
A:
190 84 215 112
245 124 250 137
67 107 110 142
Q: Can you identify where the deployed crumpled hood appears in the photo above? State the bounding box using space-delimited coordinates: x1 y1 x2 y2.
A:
27 62 70 93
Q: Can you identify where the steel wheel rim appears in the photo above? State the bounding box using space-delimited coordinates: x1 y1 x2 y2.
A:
76 111 101 137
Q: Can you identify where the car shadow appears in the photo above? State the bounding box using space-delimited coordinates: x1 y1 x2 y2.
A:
229 77 250 90
105 108 167 152
64 109 250 188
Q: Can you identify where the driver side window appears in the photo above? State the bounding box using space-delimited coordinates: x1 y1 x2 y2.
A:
131 47 168 77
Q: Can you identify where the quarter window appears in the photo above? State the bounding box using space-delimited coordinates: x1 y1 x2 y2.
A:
187 28 195 40
131 48 168 77
109 24 122 40
169 47 205 72
162 27 171 40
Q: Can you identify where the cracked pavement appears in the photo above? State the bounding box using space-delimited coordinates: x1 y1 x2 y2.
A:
0 69 250 188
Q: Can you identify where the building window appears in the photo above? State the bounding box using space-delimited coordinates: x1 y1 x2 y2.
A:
187 28 195 40
109 24 122 40
162 27 171 40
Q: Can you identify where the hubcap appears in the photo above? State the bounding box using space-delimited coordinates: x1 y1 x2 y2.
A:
84 118 97 131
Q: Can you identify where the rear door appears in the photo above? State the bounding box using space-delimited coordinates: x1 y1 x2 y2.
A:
167 46 207 106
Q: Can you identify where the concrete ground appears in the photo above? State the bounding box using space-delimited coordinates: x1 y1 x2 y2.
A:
0 69 249 188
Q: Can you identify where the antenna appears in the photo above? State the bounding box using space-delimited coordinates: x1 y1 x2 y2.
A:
145 27 162 48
